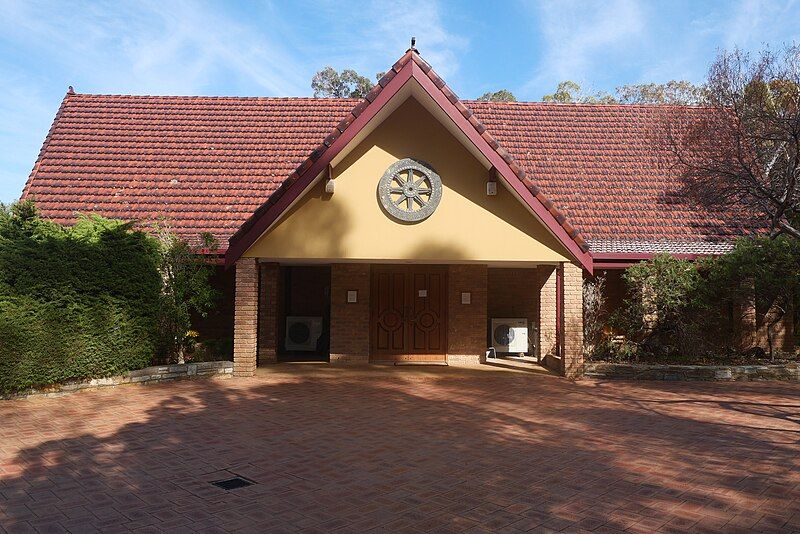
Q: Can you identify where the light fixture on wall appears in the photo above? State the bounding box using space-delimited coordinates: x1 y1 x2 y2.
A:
325 164 335 194
486 166 497 196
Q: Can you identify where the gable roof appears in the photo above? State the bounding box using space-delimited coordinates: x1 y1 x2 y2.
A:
23 55 756 266
224 50 592 270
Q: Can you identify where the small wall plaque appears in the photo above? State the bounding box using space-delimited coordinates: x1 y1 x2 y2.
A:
461 292 471 304
347 290 358 303
418 289 427 297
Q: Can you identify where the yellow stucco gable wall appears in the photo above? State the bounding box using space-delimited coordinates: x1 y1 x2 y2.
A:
244 97 570 263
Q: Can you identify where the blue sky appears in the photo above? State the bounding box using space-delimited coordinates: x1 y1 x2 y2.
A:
1 0 798 203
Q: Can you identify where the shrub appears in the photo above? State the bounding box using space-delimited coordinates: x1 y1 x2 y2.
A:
606 239 799 362
154 227 219 364
583 274 607 357
0 201 220 393
0 295 154 393
611 254 707 357
0 202 162 393
708 237 800 359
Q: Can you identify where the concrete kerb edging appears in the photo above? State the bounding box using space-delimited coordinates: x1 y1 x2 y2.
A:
584 361 800 381
2 361 234 400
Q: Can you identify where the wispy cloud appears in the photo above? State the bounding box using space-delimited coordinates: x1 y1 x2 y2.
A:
699 0 800 50
0 0 309 96
1 0 796 203
361 0 468 79
301 0 468 80
0 0 318 202
718 0 798 49
523 0 645 95
0 0 470 202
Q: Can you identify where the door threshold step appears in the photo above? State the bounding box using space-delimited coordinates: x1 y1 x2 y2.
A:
393 361 449 366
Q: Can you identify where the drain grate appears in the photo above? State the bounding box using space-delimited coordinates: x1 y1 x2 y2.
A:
211 476 255 491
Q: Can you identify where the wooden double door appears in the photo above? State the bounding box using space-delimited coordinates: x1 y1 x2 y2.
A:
370 265 448 362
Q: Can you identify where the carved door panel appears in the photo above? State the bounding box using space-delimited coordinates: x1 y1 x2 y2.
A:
371 265 447 361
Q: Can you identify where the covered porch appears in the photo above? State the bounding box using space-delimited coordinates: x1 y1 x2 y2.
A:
230 260 584 378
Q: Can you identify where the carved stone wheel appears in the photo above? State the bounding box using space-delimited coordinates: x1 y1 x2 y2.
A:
378 158 442 222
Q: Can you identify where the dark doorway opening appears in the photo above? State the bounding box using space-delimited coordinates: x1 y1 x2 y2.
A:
278 266 331 362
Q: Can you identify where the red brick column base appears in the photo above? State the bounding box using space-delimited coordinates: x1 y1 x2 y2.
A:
562 262 584 379
540 263 584 379
538 265 557 364
233 258 258 377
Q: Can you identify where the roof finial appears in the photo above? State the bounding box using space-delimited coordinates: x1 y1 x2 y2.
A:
408 36 417 53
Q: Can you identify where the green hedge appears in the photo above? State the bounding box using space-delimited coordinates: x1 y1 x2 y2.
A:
0 295 154 393
0 203 164 394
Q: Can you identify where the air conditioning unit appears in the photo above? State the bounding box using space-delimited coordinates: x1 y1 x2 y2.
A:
285 316 323 351
491 318 529 354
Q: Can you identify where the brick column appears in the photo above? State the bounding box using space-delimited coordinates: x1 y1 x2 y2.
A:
233 258 258 377
258 262 279 365
562 262 584 379
330 264 370 363
538 265 557 363
447 264 488 365
731 277 755 352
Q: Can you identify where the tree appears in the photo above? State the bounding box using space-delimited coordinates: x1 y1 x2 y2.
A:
667 45 800 239
542 80 617 104
613 254 707 358
543 79 706 105
154 226 219 363
617 80 706 105
477 89 517 102
708 237 800 359
312 67 378 98
583 274 607 356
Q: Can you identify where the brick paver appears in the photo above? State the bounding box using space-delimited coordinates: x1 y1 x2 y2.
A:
1 364 799 532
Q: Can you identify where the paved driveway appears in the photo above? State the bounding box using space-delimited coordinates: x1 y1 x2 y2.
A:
1 364 799 533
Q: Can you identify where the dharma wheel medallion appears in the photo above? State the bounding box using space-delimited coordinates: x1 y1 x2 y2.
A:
378 158 442 222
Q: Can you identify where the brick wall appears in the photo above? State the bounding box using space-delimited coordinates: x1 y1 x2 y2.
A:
233 258 258 377
447 264 488 364
488 268 539 354
258 262 279 365
562 262 585 378
330 263 370 363
736 289 796 354
538 265 557 361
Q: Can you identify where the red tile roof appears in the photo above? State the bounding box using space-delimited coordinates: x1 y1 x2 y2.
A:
23 80 754 255
469 101 755 247
23 94 358 248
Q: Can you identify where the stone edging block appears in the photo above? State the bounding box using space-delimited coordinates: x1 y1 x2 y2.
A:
2 361 234 399
584 362 800 381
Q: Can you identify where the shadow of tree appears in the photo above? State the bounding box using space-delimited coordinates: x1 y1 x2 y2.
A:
1 367 798 532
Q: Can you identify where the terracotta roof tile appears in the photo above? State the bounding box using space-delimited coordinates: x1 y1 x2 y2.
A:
23 88 755 254
467 100 757 249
